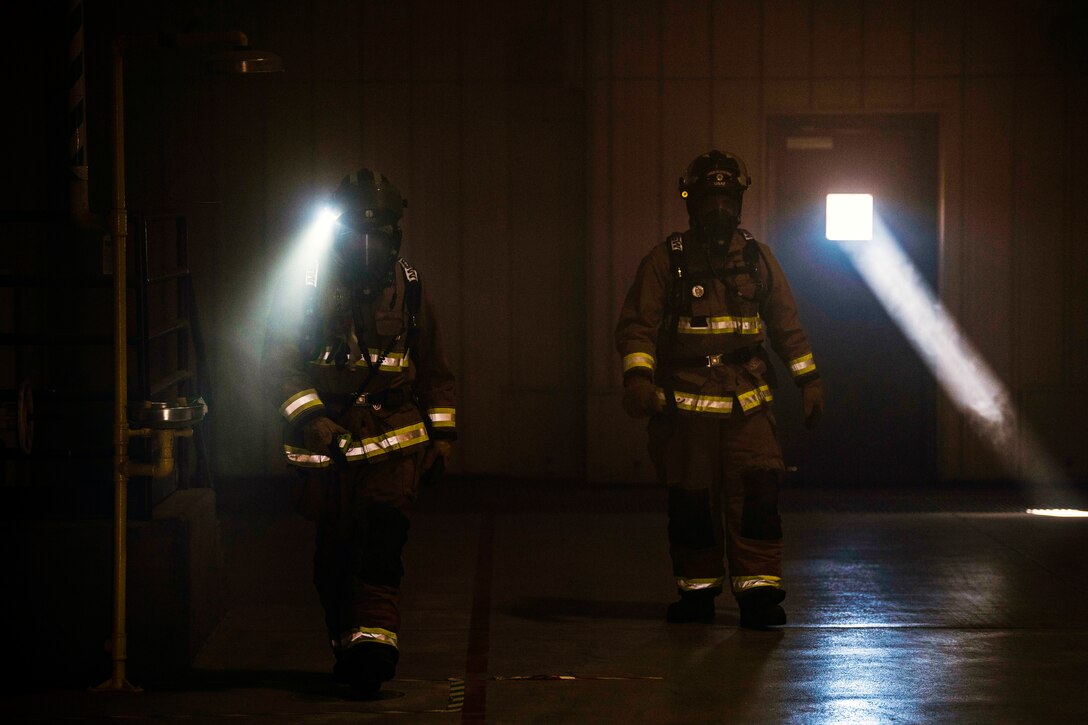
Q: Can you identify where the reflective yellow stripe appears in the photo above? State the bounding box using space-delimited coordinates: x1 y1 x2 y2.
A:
368 348 411 372
731 575 782 594
737 385 773 412
671 391 734 415
789 353 816 377
666 388 773 416
677 315 762 335
428 407 456 429
280 388 323 422
677 577 724 592
283 444 331 468
340 626 399 651
623 352 656 373
284 422 429 467
312 349 411 372
345 422 430 462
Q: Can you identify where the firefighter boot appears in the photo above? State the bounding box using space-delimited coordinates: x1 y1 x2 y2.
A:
334 642 399 697
666 590 716 623
737 587 786 630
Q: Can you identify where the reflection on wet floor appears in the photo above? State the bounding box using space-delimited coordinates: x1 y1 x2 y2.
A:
6 479 1088 722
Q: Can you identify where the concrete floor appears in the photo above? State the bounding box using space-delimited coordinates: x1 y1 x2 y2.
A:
6 477 1088 723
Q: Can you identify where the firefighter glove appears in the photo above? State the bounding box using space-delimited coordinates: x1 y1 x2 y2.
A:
802 379 823 429
302 415 351 465
623 377 665 418
422 439 452 471
421 439 452 486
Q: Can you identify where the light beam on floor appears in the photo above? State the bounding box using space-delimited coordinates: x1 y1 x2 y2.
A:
1025 508 1088 518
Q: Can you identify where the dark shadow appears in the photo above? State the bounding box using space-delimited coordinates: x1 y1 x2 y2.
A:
504 596 672 623
149 668 406 702
504 596 774 628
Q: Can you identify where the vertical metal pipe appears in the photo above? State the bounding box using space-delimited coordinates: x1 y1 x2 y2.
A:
94 40 140 693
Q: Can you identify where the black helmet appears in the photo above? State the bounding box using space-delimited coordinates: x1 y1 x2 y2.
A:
679 150 751 248
332 168 408 238
678 149 751 210
330 169 408 293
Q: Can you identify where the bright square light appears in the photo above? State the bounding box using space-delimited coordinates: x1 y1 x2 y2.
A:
826 193 873 241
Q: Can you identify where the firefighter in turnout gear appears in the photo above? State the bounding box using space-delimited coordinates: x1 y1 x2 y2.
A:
615 150 823 629
262 168 456 695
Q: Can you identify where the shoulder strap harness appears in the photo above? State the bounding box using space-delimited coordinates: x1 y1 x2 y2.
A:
399 258 422 354
664 232 686 344
347 259 422 402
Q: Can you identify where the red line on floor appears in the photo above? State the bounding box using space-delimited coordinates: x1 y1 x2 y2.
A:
461 512 495 723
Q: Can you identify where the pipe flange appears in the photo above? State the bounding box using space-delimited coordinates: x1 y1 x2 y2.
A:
128 400 206 429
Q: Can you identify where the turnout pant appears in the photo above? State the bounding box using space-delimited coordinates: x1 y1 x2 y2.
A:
648 407 786 598
294 452 420 655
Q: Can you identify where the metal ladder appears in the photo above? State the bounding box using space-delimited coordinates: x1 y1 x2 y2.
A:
130 212 214 508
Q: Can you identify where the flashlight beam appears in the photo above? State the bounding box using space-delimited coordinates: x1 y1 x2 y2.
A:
833 214 1063 486
301 206 341 287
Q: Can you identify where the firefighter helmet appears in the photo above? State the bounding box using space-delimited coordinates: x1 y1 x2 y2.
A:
679 150 751 208
332 168 407 238
330 169 408 293
679 150 751 246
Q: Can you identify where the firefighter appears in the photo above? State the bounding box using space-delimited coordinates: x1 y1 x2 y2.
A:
261 168 456 695
615 150 823 629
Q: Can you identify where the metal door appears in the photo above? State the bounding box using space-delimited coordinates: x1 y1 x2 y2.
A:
766 114 939 486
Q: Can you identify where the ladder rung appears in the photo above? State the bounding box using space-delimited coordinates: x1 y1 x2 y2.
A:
146 268 191 284
147 319 191 342
148 369 195 397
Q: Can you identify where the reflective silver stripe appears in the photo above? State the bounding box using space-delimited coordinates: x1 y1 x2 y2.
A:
339 422 429 463
428 407 456 429
677 315 762 335
672 391 734 415
731 575 782 593
283 444 331 468
677 577 724 592
369 348 411 371
344 444 367 463
622 352 655 373
789 353 816 377
311 350 411 372
737 385 773 412
340 626 399 651
284 423 429 467
280 389 323 422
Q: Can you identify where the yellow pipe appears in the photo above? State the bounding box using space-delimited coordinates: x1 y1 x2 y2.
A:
95 37 139 693
128 428 193 479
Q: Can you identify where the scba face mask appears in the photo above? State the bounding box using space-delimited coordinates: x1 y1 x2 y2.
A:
695 192 742 250
334 226 399 295
328 168 408 295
